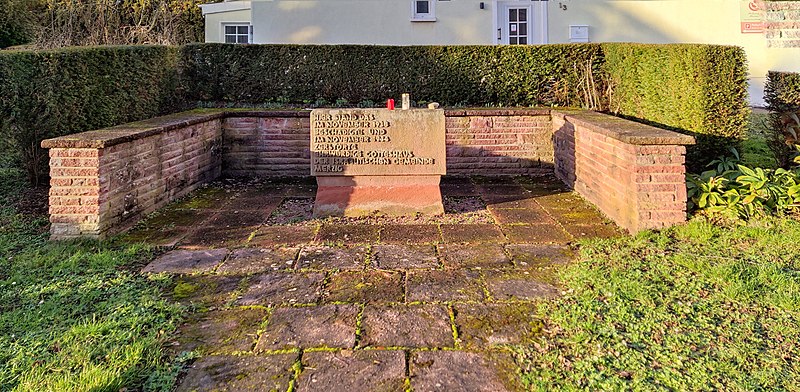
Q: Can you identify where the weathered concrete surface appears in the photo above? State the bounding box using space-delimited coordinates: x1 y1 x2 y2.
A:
256 305 358 351
298 350 406 392
176 354 297 392
360 304 454 348
142 249 229 274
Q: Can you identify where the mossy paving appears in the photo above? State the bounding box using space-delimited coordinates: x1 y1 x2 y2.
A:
136 175 618 391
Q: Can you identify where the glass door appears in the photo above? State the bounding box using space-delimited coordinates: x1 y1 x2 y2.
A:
506 7 530 45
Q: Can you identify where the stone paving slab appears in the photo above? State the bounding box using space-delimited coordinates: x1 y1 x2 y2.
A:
483 270 560 301
505 244 574 269
256 304 359 351
205 209 271 228
489 206 556 225
534 193 588 211
409 351 519 392
122 226 188 247
172 187 233 210
360 304 454 348
500 224 571 244
373 244 439 269
171 275 245 307
172 308 266 354
324 271 404 304
142 249 229 274
143 208 216 229
216 247 298 274
563 223 626 240
440 183 479 196
441 224 506 244
296 245 369 270
454 303 543 349
176 354 297 392
317 224 380 243
379 224 442 244
481 195 541 209
547 207 609 225
181 226 255 249
406 270 486 303
230 195 284 211
249 225 318 247
476 184 529 196
298 350 406 392
238 272 325 306
439 244 511 269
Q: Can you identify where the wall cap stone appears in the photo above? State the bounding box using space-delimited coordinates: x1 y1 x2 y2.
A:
42 107 693 150
552 110 696 146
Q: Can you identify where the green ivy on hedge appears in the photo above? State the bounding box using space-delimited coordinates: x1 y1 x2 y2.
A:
602 43 750 170
764 71 800 167
0 45 185 184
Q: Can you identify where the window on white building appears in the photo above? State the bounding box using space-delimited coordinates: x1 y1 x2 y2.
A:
223 24 252 44
411 0 436 21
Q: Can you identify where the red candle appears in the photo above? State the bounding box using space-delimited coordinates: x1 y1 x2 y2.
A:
387 99 395 110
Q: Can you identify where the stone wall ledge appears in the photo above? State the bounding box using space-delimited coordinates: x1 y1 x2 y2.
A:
444 108 551 117
41 108 560 149
552 110 696 146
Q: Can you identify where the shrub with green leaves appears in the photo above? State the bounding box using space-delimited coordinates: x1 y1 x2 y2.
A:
178 43 605 108
686 148 800 218
0 45 185 184
765 71 800 167
602 43 750 169
1 43 749 183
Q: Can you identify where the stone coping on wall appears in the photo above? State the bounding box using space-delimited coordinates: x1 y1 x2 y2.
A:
41 108 558 149
551 110 695 146
42 107 693 150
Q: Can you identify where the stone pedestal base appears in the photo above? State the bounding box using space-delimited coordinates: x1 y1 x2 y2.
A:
313 176 444 218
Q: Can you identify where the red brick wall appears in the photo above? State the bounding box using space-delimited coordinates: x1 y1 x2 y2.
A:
221 110 553 177
47 119 222 239
444 110 553 176
44 108 693 239
553 111 691 233
223 115 312 177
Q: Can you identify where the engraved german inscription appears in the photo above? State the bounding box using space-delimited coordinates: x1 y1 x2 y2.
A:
310 109 446 176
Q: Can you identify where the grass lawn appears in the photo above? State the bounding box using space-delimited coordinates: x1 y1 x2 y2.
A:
518 218 800 390
2 119 799 391
0 169 185 391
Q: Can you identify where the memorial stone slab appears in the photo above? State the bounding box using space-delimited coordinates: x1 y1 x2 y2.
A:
311 108 446 217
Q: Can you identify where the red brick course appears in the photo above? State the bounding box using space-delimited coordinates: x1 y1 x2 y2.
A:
553 111 693 233
43 108 692 239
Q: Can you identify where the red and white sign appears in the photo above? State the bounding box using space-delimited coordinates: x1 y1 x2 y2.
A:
740 0 765 33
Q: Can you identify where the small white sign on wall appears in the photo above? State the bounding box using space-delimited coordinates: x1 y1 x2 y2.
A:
569 25 589 43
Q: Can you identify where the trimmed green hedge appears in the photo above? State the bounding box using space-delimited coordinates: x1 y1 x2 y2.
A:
764 71 800 167
179 43 605 108
0 45 185 183
1 43 749 183
602 43 750 168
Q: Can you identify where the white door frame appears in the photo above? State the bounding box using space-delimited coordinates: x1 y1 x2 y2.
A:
492 0 548 45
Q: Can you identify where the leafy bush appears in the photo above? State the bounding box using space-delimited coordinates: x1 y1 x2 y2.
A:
602 43 750 169
179 43 605 108
686 149 800 218
0 45 185 184
764 71 800 167
1 43 749 184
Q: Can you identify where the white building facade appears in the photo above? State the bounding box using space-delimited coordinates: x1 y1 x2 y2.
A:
200 0 800 106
